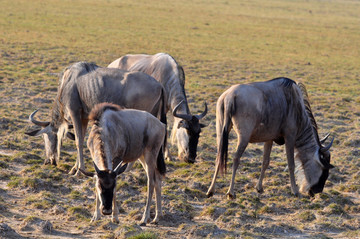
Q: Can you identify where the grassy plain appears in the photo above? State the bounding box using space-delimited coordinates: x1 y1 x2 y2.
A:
0 0 359 238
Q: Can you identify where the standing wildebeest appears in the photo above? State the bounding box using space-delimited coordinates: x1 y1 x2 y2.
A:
79 103 166 225
206 77 334 199
25 62 166 175
108 53 207 163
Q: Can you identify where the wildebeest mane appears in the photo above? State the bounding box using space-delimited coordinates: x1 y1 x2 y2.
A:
269 77 296 88
51 62 99 128
89 103 124 125
297 82 320 144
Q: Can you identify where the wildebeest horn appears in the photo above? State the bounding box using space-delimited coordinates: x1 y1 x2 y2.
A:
29 110 50 127
320 133 330 145
173 100 192 121
93 162 101 174
78 168 95 177
114 161 128 175
196 102 208 120
320 137 334 153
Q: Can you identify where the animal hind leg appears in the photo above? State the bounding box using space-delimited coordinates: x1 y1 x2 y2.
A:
226 139 248 199
152 170 163 224
139 153 155 226
206 160 220 198
255 141 273 193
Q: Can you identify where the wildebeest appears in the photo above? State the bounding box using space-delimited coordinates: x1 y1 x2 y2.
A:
206 77 334 199
108 53 207 163
79 103 166 225
25 62 166 175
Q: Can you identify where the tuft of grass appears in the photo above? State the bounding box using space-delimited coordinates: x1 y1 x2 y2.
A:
129 232 159 239
297 211 316 222
68 206 91 221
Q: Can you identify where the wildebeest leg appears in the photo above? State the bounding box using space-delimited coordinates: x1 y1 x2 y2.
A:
112 188 119 223
226 138 248 200
91 192 101 223
152 170 162 224
206 160 220 198
285 137 299 196
255 141 273 193
69 114 87 175
139 154 155 226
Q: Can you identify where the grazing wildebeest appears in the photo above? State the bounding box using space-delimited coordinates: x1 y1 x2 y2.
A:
108 53 207 163
79 103 166 225
25 62 166 175
206 77 334 199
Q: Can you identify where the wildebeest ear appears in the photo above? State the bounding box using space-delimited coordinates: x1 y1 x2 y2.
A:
66 132 75 140
328 164 335 169
78 168 95 177
25 128 45 137
114 163 128 176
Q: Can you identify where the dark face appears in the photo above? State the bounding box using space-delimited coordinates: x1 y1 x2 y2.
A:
177 116 202 164
309 150 333 197
97 171 117 215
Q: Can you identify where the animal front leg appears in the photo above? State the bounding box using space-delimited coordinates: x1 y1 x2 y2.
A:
91 193 101 223
255 141 273 193
69 114 86 176
285 139 299 196
112 190 119 223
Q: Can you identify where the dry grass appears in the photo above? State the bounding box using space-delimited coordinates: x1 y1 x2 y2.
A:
0 0 359 238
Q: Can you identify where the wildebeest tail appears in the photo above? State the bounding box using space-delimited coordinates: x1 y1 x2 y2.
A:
216 96 233 175
158 87 168 159
157 144 166 175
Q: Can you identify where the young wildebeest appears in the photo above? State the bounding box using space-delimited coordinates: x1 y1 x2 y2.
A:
206 77 334 199
108 53 207 163
25 62 166 175
79 103 166 225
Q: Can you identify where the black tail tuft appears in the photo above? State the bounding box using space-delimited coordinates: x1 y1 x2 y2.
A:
218 126 229 175
157 147 166 175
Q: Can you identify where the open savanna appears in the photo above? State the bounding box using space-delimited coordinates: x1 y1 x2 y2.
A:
0 0 359 238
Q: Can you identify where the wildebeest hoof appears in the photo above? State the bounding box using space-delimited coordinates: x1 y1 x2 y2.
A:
68 167 77 175
226 193 235 200
112 218 119 224
139 222 146 226
256 187 264 194
150 220 159 225
206 192 214 198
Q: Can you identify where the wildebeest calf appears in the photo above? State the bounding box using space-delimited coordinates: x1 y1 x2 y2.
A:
80 103 166 225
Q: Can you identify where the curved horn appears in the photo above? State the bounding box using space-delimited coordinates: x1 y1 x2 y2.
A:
320 137 334 153
114 161 128 175
172 100 192 121
196 102 208 120
29 110 50 127
93 162 102 174
320 133 330 145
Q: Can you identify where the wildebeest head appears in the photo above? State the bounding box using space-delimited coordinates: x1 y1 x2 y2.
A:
80 162 127 215
297 134 335 197
25 110 75 165
308 135 334 197
173 101 207 163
